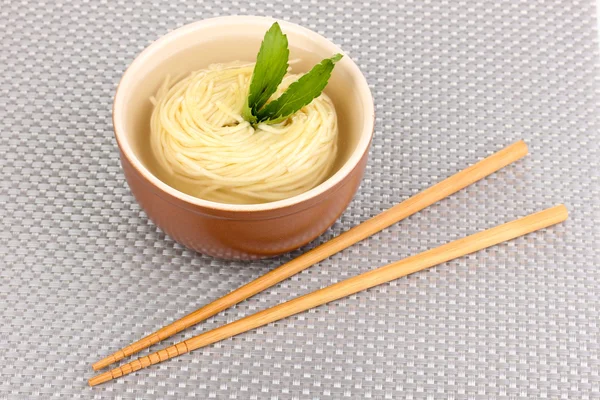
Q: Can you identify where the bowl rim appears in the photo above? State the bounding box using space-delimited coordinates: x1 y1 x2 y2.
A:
113 15 375 213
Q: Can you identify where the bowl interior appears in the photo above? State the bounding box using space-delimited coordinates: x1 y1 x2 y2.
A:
114 17 373 211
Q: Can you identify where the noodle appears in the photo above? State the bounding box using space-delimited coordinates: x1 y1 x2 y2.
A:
149 62 338 204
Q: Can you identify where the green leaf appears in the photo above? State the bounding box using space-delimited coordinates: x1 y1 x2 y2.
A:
242 22 289 123
242 100 257 123
256 54 343 124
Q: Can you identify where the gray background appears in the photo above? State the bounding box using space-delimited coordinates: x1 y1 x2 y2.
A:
1 0 599 398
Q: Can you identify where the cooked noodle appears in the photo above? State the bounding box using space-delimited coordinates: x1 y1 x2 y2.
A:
149 61 338 204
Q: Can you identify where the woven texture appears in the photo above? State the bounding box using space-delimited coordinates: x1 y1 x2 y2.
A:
1 0 599 398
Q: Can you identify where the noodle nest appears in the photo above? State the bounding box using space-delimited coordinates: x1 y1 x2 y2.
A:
150 62 338 204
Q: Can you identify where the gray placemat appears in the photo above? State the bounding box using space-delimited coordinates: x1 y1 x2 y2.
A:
1 0 599 398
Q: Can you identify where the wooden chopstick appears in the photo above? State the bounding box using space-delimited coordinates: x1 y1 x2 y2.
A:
89 204 568 386
92 140 528 371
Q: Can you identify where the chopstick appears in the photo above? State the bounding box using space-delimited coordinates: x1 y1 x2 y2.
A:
89 204 568 386
92 140 528 371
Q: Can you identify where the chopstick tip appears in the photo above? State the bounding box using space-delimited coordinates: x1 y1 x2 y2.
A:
514 139 528 157
555 204 568 221
89 371 113 387
92 355 116 371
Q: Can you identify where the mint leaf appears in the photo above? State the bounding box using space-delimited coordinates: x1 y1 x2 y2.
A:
242 22 289 123
256 54 342 124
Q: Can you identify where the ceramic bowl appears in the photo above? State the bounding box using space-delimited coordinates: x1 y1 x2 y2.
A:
113 16 374 259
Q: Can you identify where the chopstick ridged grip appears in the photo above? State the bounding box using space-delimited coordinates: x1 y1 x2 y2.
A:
94 325 189 370
89 342 190 386
89 204 568 386
92 140 528 371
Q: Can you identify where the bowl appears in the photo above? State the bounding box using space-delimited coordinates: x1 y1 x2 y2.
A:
113 16 375 259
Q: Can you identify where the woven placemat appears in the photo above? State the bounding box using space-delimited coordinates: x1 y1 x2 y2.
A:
1 0 599 398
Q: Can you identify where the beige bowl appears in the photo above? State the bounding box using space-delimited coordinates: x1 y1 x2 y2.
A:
113 16 375 259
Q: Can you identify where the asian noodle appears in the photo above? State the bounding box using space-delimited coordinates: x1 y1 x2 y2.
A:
149 62 338 204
